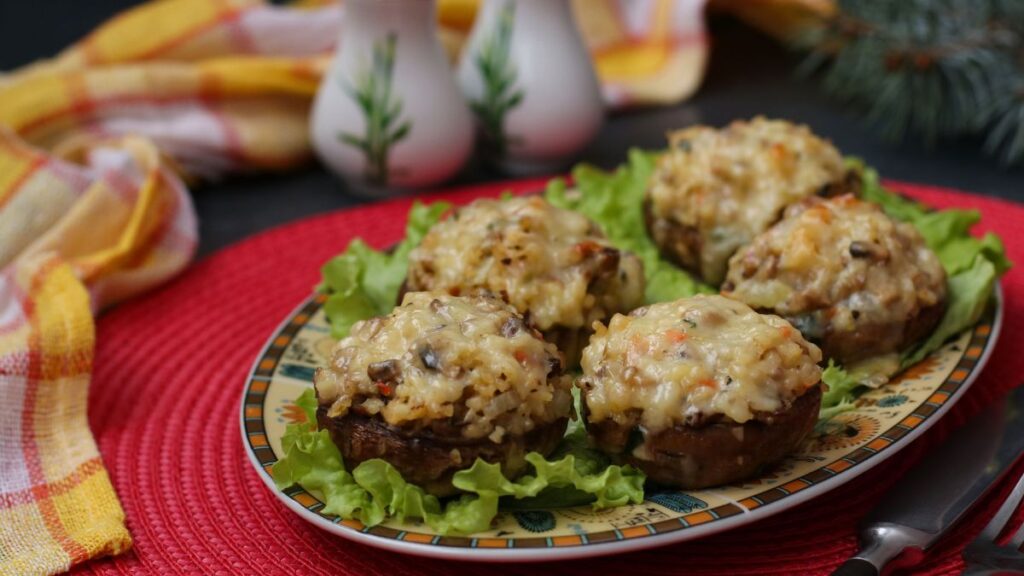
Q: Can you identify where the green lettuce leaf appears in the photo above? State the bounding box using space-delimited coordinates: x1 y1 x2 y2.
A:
819 361 859 420
856 161 1011 278
545 149 714 303
501 388 638 510
319 201 451 339
307 152 1008 518
272 390 645 535
818 161 1011 418
320 149 712 338
271 393 383 525
854 160 1009 364
901 257 997 367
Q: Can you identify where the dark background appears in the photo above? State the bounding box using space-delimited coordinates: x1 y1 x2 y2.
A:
2 1 1020 258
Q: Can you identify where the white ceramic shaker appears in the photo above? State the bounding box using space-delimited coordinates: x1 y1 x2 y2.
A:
310 0 474 195
458 0 605 175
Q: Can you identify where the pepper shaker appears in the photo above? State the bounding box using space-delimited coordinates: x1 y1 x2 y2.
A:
458 0 605 175
310 0 474 194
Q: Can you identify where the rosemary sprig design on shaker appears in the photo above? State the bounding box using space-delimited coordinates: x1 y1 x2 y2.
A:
338 33 411 186
470 1 524 158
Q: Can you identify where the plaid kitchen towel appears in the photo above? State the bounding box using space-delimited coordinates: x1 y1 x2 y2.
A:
440 0 710 106
572 0 708 106
0 131 198 576
0 1 709 574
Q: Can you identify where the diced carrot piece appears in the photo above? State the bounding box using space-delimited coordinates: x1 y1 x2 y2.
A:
665 329 688 343
573 240 602 258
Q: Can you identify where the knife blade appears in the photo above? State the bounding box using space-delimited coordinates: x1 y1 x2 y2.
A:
831 385 1024 576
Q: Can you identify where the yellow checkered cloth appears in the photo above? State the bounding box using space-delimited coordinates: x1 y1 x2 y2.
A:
0 0 709 573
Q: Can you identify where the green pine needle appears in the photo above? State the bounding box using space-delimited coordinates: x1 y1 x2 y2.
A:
470 1 524 158
338 33 412 185
796 0 1024 166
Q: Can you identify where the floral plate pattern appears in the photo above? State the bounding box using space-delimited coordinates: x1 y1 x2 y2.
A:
241 288 1002 561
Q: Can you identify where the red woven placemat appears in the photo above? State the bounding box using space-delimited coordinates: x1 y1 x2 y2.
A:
75 179 1024 575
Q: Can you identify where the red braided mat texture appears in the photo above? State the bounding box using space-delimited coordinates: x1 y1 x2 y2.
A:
73 179 1024 575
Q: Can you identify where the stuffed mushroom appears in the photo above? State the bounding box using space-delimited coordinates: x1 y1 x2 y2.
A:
404 196 645 366
722 195 947 364
580 294 823 489
313 292 573 496
644 117 859 285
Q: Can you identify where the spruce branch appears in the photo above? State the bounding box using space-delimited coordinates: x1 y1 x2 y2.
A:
795 0 1024 166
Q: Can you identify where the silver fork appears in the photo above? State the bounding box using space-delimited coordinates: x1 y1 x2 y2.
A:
962 470 1024 574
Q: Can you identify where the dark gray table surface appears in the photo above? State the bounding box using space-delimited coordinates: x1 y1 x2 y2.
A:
2 2 1020 258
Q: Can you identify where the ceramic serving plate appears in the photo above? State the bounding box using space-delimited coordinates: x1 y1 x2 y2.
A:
241 288 1002 562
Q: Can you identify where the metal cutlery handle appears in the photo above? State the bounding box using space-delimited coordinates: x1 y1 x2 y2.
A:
831 524 930 576
963 467 1024 574
831 558 879 576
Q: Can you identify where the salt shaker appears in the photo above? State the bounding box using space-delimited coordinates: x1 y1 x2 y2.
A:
458 0 605 175
310 0 474 194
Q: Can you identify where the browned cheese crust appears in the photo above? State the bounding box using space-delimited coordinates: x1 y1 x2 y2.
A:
314 292 573 496
644 117 856 285
579 295 823 489
402 196 645 367
723 195 947 364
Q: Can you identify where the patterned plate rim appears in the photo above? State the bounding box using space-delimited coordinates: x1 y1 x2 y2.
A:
240 286 1003 562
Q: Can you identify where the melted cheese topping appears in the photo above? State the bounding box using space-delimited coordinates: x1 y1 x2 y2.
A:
723 196 946 340
315 292 572 442
407 196 644 331
647 117 847 284
580 295 822 431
